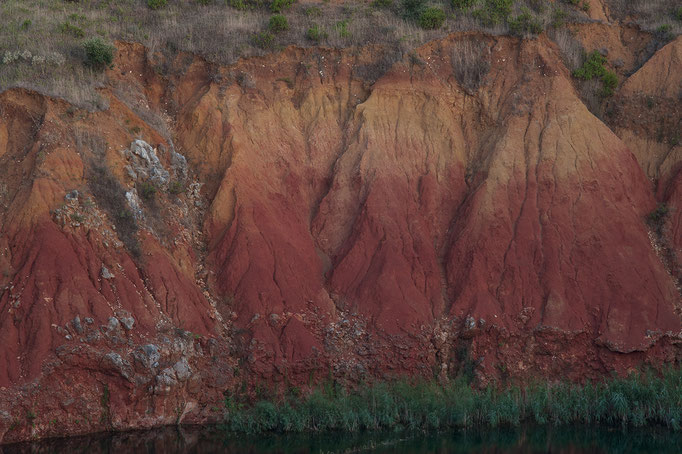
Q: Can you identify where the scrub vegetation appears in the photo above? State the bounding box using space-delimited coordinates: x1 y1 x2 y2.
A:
1 0 678 109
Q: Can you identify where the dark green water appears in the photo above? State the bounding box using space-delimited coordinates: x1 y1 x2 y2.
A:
3 425 681 454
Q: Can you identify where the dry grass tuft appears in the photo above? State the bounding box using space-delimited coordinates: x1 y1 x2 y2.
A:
451 38 491 94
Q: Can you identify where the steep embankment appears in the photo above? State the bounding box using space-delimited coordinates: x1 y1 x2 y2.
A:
0 32 680 443
603 36 681 297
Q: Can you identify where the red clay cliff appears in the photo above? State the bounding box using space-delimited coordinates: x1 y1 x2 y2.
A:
0 31 680 443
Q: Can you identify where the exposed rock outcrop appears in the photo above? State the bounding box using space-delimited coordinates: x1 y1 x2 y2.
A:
0 30 680 443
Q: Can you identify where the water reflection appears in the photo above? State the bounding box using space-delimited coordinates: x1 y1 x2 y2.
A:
3 425 681 454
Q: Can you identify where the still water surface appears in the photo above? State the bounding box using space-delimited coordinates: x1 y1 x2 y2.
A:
3 425 681 453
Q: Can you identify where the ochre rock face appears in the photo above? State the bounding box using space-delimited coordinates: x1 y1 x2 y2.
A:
0 34 680 442
608 36 681 285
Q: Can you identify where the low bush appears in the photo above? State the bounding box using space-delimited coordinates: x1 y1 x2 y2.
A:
83 38 115 71
655 24 674 42
647 203 669 234
551 8 567 28
527 0 546 13
268 14 289 33
138 182 157 201
59 22 85 38
473 0 513 26
372 0 394 8
304 6 322 17
226 0 248 9
147 0 167 9
168 181 186 195
418 7 446 30
600 70 617 96
402 0 426 21
335 20 351 38
572 51 618 97
509 8 543 36
252 31 275 49
306 24 327 42
270 0 294 13
452 0 476 10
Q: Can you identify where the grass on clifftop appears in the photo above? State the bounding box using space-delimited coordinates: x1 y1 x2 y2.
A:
221 367 682 433
2 0 679 110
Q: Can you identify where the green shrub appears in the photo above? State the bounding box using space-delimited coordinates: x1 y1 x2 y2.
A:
306 24 327 42
268 14 289 33
168 181 185 195
508 8 543 36
138 182 157 200
528 0 546 13
473 0 513 26
675 7 682 21
68 13 86 22
304 6 322 17
147 0 167 9
573 51 607 80
335 20 351 38
372 0 394 8
655 24 674 42
270 0 294 13
252 31 275 49
83 38 115 71
452 0 476 10
20 19 32 30
647 203 669 227
402 0 426 21
227 0 247 9
59 21 85 38
572 51 618 97
418 7 446 29
551 8 567 28
600 70 618 96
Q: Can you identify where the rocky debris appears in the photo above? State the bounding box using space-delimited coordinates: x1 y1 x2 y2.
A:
105 317 120 333
170 150 188 180
64 190 79 205
173 358 192 382
154 368 178 393
134 344 161 371
85 331 101 343
119 316 135 331
123 140 170 187
187 182 204 208
101 266 114 280
125 189 143 219
150 356 193 394
101 352 132 380
71 316 84 335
